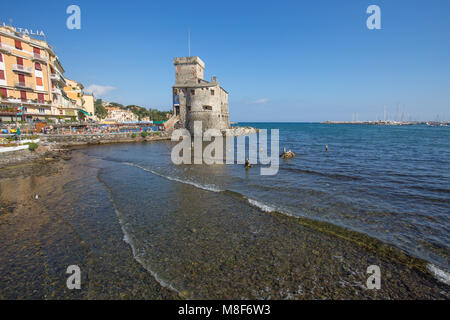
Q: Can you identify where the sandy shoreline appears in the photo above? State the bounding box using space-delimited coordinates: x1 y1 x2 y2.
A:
0 149 179 299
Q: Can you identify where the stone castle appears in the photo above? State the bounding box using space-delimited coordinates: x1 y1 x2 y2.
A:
172 57 230 134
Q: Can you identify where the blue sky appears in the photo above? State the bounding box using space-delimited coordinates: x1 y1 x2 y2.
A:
2 0 450 121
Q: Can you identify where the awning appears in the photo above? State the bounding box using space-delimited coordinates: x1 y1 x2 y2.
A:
79 109 90 116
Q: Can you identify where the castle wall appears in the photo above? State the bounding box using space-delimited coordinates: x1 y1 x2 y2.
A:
174 57 205 85
172 57 230 134
186 85 229 133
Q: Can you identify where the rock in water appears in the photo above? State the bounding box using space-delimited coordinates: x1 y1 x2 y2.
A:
280 150 296 159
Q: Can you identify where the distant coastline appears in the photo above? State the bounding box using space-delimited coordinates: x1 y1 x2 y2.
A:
321 120 449 126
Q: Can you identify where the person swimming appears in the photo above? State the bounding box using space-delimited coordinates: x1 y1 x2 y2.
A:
245 158 252 169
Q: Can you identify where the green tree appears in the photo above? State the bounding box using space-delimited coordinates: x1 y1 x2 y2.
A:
95 104 108 119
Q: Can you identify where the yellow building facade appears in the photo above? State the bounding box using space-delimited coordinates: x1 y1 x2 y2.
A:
0 24 84 122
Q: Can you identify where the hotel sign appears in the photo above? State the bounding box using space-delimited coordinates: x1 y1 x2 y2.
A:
1 22 45 37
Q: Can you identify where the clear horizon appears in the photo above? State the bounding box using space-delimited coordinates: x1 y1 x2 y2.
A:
2 0 449 122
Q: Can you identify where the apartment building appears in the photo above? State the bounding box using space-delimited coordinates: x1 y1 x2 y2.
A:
105 107 138 123
63 79 94 120
83 94 95 120
0 24 82 122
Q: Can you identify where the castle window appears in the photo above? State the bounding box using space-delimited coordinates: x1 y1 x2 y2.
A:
203 105 212 111
187 106 191 111
190 89 195 95
211 90 215 96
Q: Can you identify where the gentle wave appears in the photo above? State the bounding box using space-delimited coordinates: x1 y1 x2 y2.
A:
427 264 450 285
124 162 223 192
113 208 181 294
97 170 181 294
247 198 277 213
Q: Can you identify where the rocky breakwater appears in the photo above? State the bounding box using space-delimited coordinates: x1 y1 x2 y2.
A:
222 126 259 136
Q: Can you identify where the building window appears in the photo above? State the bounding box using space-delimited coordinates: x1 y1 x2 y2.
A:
190 89 195 95
0 88 7 98
0 53 3 62
15 40 22 50
0 70 5 80
38 93 44 102
36 77 43 86
211 90 215 96
16 57 24 65
20 91 27 101
203 105 212 111
187 106 191 111
39 108 45 113
18 74 25 84
35 62 42 70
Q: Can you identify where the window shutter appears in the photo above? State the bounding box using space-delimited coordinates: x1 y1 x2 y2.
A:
38 93 44 102
0 53 3 63
17 57 24 65
36 77 43 86
35 62 41 70
20 91 27 100
33 47 40 54
0 88 7 98
18 74 25 83
0 70 5 80
15 40 22 50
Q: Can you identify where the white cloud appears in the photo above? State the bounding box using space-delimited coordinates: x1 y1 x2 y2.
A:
85 84 116 97
247 98 269 104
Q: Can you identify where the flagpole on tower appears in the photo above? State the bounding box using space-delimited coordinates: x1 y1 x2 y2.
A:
188 27 191 57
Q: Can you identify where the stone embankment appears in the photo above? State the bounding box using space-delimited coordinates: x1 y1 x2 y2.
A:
0 132 170 168
41 132 170 147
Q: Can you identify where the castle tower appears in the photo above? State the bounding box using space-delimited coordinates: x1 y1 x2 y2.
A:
172 57 230 134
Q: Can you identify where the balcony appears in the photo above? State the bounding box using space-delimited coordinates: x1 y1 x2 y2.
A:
0 43 11 53
15 82 34 90
0 97 52 106
32 53 49 62
51 73 66 86
12 64 33 74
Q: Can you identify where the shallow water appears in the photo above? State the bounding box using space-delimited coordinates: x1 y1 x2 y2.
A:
0 123 449 299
